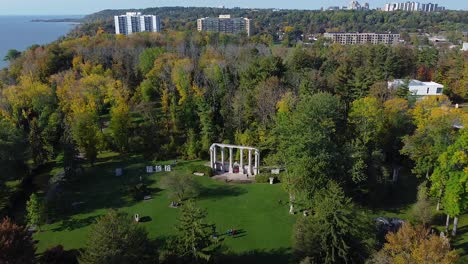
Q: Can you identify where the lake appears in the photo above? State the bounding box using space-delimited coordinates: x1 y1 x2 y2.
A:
0 15 82 69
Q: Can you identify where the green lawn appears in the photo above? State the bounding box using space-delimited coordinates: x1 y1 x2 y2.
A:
33 152 468 263
34 152 296 261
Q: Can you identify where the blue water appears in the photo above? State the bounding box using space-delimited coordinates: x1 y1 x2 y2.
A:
0 15 82 69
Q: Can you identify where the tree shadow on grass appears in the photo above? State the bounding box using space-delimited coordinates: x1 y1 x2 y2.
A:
199 185 247 200
216 247 292 264
51 215 101 232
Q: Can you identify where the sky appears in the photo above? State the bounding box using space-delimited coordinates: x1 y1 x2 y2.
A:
0 0 466 15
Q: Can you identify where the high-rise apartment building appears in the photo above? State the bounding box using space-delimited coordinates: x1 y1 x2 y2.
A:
324 32 401 45
197 15 252 37
383 2 445 12
114 12 161 35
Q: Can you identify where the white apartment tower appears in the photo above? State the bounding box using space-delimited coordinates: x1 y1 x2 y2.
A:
114 12 161 35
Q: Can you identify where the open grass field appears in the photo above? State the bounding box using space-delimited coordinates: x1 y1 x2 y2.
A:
33 152 297 262
32 152 468 263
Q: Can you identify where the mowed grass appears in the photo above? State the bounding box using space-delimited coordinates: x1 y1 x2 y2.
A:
34 152 297 258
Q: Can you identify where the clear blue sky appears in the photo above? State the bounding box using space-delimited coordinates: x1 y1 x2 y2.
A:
0 0 466 15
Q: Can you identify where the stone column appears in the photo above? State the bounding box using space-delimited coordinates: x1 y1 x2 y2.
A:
255 150 260 175
213 146 217 171
239 148 243 174
229 148 233 173
248 149 252 175
210 147 214 169
221 147 225 172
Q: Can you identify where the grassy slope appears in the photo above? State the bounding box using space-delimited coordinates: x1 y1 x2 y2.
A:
34 152 296 257
33 152 468 262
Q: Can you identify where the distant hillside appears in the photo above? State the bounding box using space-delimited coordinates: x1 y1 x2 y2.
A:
76 7 468 37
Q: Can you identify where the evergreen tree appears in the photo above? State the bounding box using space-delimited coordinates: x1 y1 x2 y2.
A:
168 200 218 263
293 181 373 264
396 79 410 98
26 193 45 230
29 118 50 167
79 210 153 264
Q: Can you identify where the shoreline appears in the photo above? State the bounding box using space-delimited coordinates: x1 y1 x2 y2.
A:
31 18 82 23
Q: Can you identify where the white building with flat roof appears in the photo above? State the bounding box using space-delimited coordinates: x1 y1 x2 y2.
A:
114 12 161 35
324 32 400 45
388 79 444 96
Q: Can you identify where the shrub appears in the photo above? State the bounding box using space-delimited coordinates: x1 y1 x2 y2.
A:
255 173 273 183
188 164 213 177
39 245 79 264
129 183 149 201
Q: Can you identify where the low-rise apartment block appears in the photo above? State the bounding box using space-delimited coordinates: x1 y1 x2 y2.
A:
324 32 400 45
197 15 252 36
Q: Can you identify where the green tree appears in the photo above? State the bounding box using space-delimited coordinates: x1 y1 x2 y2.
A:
293 181 373 264
0 118 29 181
26 193 45 230
29 118 50 167
168 200 218 263
412 182 434 226
402 106 464 211
139 47 165 76
109 100 131 153
70 110 102 165
433 128 467 236
79 210 153 264
159 174 200 202
0 217 36 264
3 49 21 62
348 97 386 185
396 79 410 98
275 93 344 212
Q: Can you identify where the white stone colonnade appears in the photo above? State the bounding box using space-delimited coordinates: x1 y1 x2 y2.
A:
210 143 260 176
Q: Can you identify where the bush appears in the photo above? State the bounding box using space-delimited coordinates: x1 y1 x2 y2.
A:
255 173 273 183
188 164 213 177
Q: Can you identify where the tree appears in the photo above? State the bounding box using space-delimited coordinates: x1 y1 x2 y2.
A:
275 93 344 212
395 79 410 98
403 105 464 213
293 181 373 264
0 118 29 180
79 210 153 264
402 102 461 179
432 128 468 236
109 99 131 153
3 49 21 62
139 47 165 76
26 193 45 230
372 223 458 264
412 182 434 226
348 97 386 186
29 118 50 167
70 110 102 164
167 200 218 263
0 217 36 264
159 174 200 202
